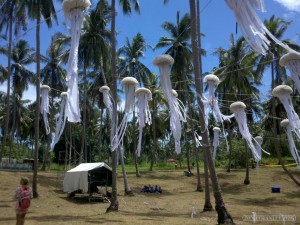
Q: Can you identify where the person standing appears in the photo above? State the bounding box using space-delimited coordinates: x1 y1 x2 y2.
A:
14 177 33 225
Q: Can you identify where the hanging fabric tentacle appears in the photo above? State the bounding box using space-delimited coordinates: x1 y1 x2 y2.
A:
111 77 139 151
281 119 300 169
254 136 263 166
135 88 152 157
194 132 202 148
230 102 260 161
40 85 51 135
51 92 68 150
213 127 221 160
62 0 91 123
225 0 296 55
153 55 186 154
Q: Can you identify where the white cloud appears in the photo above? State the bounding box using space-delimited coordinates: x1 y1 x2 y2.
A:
273 0 300 12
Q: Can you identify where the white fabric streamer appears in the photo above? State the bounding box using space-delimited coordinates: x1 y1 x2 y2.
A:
99 86 113 121
194 132 202 148
135 88 152 157
111 77 138 151
213 127 221 160
281 119 300 169
280 52 300 94
230 102 261 161
51 92 68 150
224 0 296 55
153 55 186 154
254 136 263 166
272 85 300 132
40 85 51 135
63 0 91 122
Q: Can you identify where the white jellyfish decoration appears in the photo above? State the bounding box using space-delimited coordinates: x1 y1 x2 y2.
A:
272 85 300 133
230 101 261 161
212 127 221 161
51 92 68 150
40 85 51 135
135 88 152 157
194 132 202 148
280 52 300 94
280 119 300 169
62 0 91 123
153 55 186 154
254 136 263 167
111 77 139 151
99 85 113 121
224 0 295 55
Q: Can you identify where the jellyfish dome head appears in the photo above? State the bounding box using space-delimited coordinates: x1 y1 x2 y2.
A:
279 52 300 67
60 92 68 98
99 85 110 93
40 85 51 91
272 85 293 97
121 77 138 87
213 127 221 132
62 0 91 12
172 89 178 97
229 101 246 112
152 54 174 66
280 119 290 128
204 74 220 86
135 87 152 99
254 136 263 142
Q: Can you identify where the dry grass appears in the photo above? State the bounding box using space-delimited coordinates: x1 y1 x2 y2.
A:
0 167 299 225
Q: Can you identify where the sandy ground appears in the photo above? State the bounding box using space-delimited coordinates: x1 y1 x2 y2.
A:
0 167 299 225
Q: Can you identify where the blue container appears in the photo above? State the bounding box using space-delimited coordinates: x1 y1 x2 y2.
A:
272 186 281 193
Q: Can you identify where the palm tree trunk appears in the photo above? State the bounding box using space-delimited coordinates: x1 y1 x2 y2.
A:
120 145 134 196
107 0 118 212
271 59 300 187
243 140 250 185
150 99 157 171
33 1 41 198
227 128 232 172
9 94 17 163
99 107 104 159
203 145 213 211
0 8 13 163
133 109 141 177
189 0 234 223
80 66 87 164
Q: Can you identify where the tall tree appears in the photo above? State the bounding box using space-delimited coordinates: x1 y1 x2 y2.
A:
25 0 57 197
107 0 140 212
189 0 234 224
0 0 27 162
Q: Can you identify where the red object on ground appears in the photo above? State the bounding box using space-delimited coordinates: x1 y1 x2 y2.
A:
167 159 177 163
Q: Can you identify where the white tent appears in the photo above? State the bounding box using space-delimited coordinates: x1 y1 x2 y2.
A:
63 162 112 193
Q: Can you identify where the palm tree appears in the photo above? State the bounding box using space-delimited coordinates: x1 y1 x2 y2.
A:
25 0 57 198
118 32 151 177
107 0 140 212
155 10 204 192
189 0 234 224
256 15 300 187
0 0 27 162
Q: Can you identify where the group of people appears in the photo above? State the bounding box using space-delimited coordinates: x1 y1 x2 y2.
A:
140 185 162 193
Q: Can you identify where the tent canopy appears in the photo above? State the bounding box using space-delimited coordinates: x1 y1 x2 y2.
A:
63 162 112 193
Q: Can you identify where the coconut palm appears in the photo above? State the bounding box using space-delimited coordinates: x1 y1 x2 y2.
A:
25 0 58 197
189 0 234 223
0 0 27 162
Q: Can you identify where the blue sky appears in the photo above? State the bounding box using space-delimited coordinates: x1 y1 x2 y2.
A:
0 0 300 102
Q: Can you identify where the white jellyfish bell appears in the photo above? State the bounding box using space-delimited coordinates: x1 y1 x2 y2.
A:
51 92 68 150
62 0 91 123
135 88 152 157
280 119 300 169
230 101 261 161
272 85 300 133
212 127 221 161
225 0 295 55
280 52 300 94
204 74 220 102
99 85 113 121
153 55 186 154
111 77 139 151
40 85 51 135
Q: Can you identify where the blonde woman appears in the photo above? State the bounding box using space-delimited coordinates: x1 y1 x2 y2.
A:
14 177 33 225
